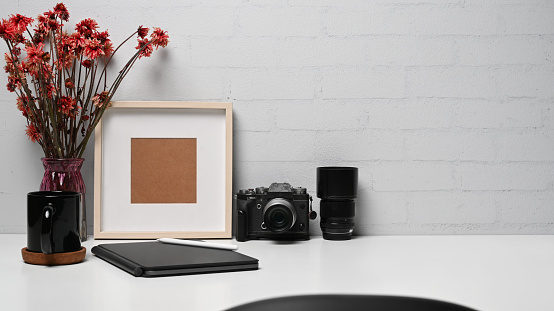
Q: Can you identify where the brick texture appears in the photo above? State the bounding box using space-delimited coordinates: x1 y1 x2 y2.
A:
1 0 553 235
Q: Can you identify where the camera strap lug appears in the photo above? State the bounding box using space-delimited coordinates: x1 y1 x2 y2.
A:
309 196 317 220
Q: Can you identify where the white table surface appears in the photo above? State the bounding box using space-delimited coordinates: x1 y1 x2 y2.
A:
1 234 553 311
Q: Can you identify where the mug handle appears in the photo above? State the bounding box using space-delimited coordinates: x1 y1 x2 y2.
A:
41 204 55 254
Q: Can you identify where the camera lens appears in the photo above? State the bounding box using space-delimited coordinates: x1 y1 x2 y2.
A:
271 211 286 224
317 167 358 240
263 198 297 232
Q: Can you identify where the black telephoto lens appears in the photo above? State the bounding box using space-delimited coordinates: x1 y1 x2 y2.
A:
317 167 358 240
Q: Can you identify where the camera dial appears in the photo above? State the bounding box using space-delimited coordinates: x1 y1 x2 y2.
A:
255 187 268 194
263 198 297 232
238 189 255 195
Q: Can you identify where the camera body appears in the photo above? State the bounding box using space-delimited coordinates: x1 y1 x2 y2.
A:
236 183 311 242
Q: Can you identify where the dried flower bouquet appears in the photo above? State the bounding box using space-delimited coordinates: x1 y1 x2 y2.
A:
1 3 169 158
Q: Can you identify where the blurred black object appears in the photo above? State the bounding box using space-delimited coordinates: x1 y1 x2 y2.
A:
224 295 478 311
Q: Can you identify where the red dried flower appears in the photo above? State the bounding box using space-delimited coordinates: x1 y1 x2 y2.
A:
17 62 28 76
92 91 109 107
137 25 149 39
103 41 114 57
41 52 51 62
16 94 29 106
16 95 31 117
81 115 90 121
6 83 16 92
36 82 56 98
11 46 21 56
32 25 47 44
43 10 61 31
0 18 16 40
70 32 86 53
81 59 92 68
26 124 42 142
6 76 20 92
55 33 76 68
83 38 104 59
135 38 153 58
94 30 109 44
53 3 70 21
75 18 98 38
57 96 76 115
56 32 72 52
46 82 56 97
24 43 45 64
27 61 53 82
9 14 33 34
65 78 74 89
151 27 169 50
37 14 49 29
94 30 113 56
4 52 17 74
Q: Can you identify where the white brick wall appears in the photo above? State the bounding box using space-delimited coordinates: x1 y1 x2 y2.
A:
1 0 553 235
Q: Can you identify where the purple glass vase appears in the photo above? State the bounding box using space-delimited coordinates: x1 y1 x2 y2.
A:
40 158 87 241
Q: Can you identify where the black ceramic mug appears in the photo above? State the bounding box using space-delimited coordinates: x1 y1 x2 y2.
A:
27 191 81 254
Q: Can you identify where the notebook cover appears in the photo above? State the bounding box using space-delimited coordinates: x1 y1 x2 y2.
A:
91 241 258 277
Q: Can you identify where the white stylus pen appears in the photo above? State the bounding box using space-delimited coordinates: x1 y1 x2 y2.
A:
157 238 239 251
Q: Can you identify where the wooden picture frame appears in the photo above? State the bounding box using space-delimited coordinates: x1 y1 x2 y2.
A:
94 101 232 239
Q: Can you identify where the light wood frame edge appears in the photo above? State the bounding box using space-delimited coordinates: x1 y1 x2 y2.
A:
93 101 233 239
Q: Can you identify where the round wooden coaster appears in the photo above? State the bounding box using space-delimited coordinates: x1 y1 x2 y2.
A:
21 247 86 266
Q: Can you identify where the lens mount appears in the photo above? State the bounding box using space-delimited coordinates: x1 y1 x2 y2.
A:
263 198 297 233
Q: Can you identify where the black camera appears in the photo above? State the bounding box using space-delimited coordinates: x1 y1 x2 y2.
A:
236 183 315 242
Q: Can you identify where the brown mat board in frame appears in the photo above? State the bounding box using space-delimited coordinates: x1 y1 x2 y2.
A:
131 138 197 204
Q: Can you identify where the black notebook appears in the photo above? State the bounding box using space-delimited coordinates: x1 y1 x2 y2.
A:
91 241 258 277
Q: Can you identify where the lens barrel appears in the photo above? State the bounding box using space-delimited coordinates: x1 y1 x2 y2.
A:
263 198 297 233
317 167 358 240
